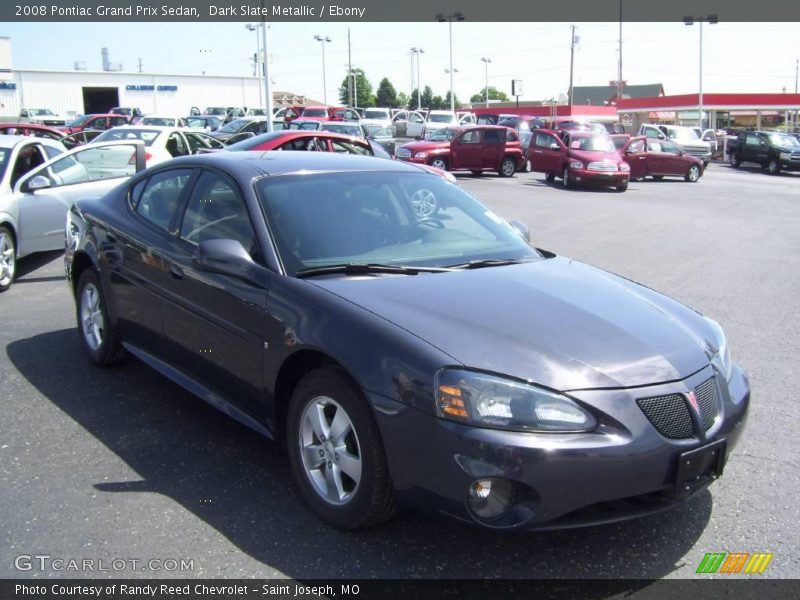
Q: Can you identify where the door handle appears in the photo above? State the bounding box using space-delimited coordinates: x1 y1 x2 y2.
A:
168 264 184 280
532 150 543 154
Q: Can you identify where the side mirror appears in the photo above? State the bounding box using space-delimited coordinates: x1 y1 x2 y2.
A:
509 220 530 243
193 239 267 285
24 175 52 192
549 142 560 150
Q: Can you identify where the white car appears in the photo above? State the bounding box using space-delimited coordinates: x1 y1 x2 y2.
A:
0 135 146 291
139 115 189 128
360 107 393 129
90 126 225 166
425 110 460 131
392 110 427 138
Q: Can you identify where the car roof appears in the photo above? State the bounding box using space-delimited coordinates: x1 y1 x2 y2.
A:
161 150 434 178
0 135 65 149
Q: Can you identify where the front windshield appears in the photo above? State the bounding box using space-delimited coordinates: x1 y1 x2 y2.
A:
257 171 538 276
93 128 160 146
67 115 92 127
141 118 175 127
31 109 55 116
302 108 328 118
321 124 362 137
364 109 390 120
205 107 227 115
425 128 458 141
429 113 457 123
570 135 616 152
666 127 699 141
769 133 799 147
218 119 249 133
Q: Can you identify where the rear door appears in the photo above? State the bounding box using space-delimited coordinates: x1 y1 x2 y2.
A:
528 131 564 174
480 128 506 169
15 141 145 254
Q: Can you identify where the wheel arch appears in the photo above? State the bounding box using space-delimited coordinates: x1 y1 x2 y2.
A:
0 220 17 250
69 250 99 297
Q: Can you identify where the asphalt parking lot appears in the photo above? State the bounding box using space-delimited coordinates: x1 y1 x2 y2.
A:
1 163 798 580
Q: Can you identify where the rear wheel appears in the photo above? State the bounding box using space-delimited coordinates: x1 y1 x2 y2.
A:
287 366 396 530
0 226 16 292
76 269 125 366
729 153 741 168
562 166 571 188
652 175 664 180
471 170 483 176
766 158 780 175
519 158 531 173
685 164 701 182
545 172 556 183
498 157 516 178
429 157 448 171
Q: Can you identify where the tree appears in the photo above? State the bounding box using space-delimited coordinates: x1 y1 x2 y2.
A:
444 91 461 110
338 68 374 108
421 86 434 110
375 77 400 107
469 86 510 104
406 88 420 110
397 92 410 109
430 95 444 110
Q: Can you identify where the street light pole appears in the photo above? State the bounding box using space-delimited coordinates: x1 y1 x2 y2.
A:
245 24 263 109
411 47 425 110
313 34 332 106
481 57 491 108
436 12 464 112
684 15 717 130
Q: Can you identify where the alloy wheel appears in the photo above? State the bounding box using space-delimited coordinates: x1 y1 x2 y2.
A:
430 158 447 170
80 282 106 351
0 230 15 289
298 396 362 506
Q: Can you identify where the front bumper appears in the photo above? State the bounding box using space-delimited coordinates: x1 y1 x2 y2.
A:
570 168 629 187
369 364 749 530
396 155 431 164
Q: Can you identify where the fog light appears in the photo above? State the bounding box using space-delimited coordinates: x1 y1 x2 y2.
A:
468 478 514 520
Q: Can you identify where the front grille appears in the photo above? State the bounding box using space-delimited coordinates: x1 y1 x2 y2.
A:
685 147 710 157
694 377 720 431
396 148 411 158
636 394 694 439
587 161 618 172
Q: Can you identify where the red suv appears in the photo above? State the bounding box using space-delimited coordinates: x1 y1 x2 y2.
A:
395 125 524 177
58 113 131 134
528 130 630 191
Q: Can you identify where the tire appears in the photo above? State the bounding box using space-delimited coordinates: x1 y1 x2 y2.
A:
76 269 125 366
0 226 16 292
429 157 448 171
766 159 780 175
519 159 530 173
730 153 741 168
615 182 628 192
652 175 664 180
498 157 516 178
685 164 701 182
545 172 556 183
286 366 396 530
470 170 483 177
562 166 571 188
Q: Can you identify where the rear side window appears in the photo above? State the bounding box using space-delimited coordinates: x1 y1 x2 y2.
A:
484 129 503 144
134 169 193 232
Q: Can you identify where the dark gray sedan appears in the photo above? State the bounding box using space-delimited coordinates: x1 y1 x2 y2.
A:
64 152 749 530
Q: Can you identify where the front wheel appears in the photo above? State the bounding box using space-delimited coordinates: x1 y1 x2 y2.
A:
562 166 571 188
615 182 628 192
766 159 780 175
429 157 448 171
730 153 741 168
0 226 16 292
685 164 701 182
545 172 556 183
470 170 483 177
76 269 125 365
287 366 396 530
498 157 516 178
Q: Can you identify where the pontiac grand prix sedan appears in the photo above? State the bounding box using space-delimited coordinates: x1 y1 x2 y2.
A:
65 152 749 530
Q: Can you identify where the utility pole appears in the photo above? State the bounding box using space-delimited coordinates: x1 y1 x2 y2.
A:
617 1 623 101
436 12 464 112
568 25 577 107
347 29 353 107
481 57 491 108
138 58 143 73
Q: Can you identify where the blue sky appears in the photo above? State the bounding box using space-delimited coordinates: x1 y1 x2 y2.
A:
2 21 798 103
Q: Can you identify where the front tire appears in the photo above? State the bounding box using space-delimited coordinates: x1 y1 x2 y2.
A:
766 158 780 175
562 166 571 188
545 172 556 183
730 153 741 168
615 181 628 192
0 226 16 292
471 170 483 177
287 366 396 530
429 157 448 171
76 269 125 366
685 164 701 182
498 157 516 178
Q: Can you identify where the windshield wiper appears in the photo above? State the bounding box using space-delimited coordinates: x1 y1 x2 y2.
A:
296 263 456 278
446 258 531 270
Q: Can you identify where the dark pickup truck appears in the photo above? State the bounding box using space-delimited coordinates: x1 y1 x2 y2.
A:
728 130 800 174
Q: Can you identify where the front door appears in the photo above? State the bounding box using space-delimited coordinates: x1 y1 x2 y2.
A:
529 131 564 174
622 137 648 180
450 129 482 170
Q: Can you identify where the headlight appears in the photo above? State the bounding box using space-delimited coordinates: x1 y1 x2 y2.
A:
705 318 733 381
415 151 428 158
435 369 597 432
779 152 791 160
619 162 631 172
569 160 583 169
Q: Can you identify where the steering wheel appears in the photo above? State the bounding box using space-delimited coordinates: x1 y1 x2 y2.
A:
409 188 438 218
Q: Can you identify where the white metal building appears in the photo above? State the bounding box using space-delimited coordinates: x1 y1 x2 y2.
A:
0 68 270 119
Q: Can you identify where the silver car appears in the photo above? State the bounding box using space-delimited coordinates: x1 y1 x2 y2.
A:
0 135 145 291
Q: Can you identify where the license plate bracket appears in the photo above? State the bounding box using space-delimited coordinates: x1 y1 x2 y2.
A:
674 439 726 498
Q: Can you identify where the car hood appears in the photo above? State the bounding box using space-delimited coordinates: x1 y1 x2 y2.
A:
398 140 450 153
311 257 712 390
568 149 623 164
